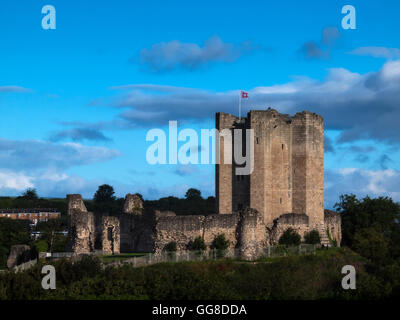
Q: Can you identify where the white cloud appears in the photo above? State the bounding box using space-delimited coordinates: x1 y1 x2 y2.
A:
0 138 121 170
348 46 400 59
88 60 400 146
0 170 34 191
325 168 400 208
0 138 122 198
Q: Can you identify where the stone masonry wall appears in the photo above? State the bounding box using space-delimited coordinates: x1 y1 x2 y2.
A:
216 112 238 214
66 209 95 253
238 208 268 260
324 210 342 246
267 213 310 245
66 194 95 254
154 213 241 254
123 194 143 214
267 212 341 246
102 216 120 254
249 110 293 223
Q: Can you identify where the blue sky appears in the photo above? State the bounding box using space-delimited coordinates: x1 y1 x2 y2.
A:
1 0 400 208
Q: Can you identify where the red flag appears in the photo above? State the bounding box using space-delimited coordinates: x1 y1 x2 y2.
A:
241 91 248 99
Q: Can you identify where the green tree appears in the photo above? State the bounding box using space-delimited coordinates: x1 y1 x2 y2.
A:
94 184 116 203
36 219 64 252
185 188 202 200
33 240 49 253
164 241 177 252
0 219 31 269
304 230 321 245
335 194 400 260
20 188 38 200
210 234 229 258
278 228 301 246
210 234 229 250
353 228 389 263
93 184 120 215
189 236 206 251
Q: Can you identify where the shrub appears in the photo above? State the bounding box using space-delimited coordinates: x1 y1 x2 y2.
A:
164 241 177 252
52 235 67 252
210 234 229 251
304 230 321 245
72 255 102 280
210 234 229 258
188 236 206 251
34 240 49 253
278 228 301 246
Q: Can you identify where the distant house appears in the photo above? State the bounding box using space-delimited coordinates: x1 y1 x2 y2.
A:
0 208 61 226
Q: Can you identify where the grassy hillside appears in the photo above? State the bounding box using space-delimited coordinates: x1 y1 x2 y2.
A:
0 247 395 300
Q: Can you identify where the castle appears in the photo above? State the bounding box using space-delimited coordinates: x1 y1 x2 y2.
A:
66 108 341 260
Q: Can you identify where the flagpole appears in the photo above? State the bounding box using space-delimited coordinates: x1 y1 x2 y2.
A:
239 90 241 121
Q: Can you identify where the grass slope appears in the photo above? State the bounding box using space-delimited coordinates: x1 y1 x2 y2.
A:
1 247 385 300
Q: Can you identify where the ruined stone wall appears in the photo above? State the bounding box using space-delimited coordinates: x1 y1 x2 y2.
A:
238 208 267 260
66 209 95 253
119 213 154 253
154 210 269 257
102 216 120 254
66 193 154 254
324 210 342 246
203 214 241 248
154 213 241 254
119 194 154 253
67 194 87 214
66 194 95 254
267 213 311 245
123 194 143 214
267 211 341 246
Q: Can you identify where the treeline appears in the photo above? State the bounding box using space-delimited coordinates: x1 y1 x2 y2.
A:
145 188 216 216
83 185 216 216
0 186 216 218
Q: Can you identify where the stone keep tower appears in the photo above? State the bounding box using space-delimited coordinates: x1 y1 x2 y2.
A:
216 108 324 226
